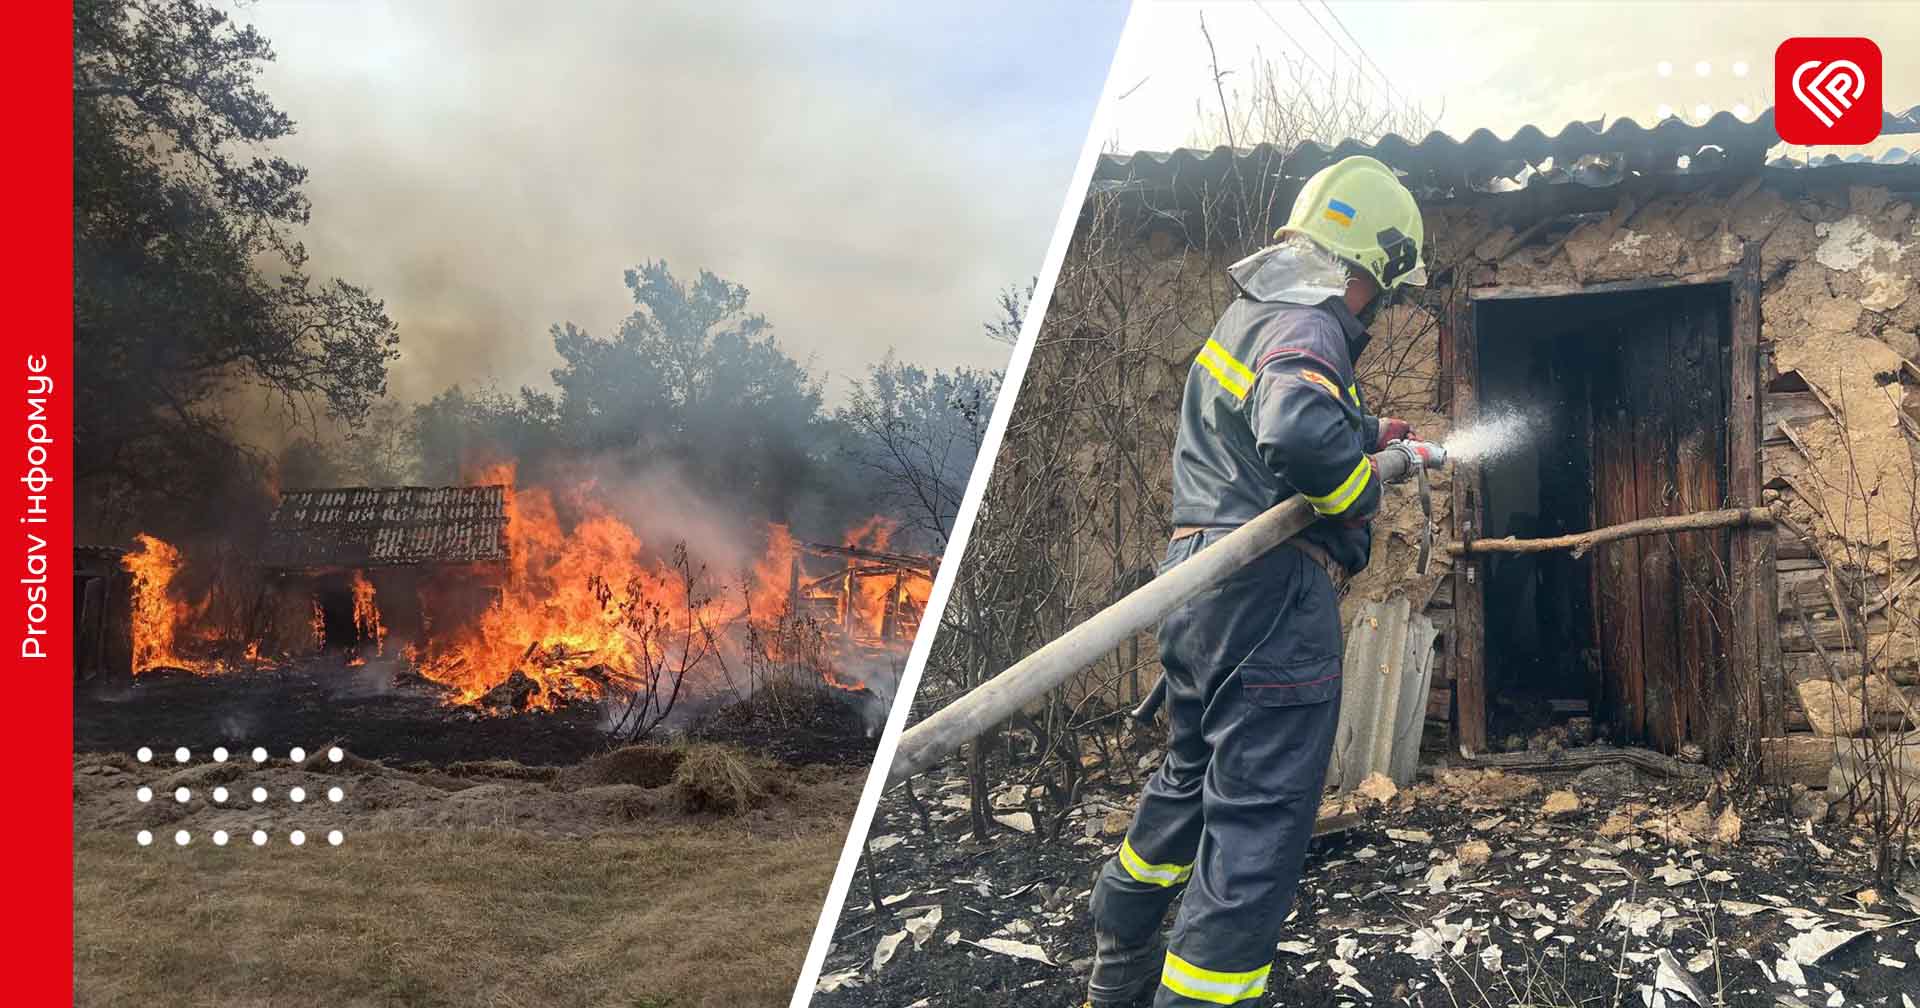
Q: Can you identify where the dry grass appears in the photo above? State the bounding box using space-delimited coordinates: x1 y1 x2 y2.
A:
559 744 687 790
76 815 847 1007
672 743 794 815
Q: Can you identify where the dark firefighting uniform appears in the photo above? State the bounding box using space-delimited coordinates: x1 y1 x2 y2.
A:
1088 287 1382 1008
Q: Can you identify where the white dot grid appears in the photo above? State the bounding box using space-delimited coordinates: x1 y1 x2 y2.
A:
133 744 348 850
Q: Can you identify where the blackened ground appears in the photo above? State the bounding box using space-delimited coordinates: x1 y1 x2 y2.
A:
75 658 875 767
814 755 1920 1008
691 681 880 766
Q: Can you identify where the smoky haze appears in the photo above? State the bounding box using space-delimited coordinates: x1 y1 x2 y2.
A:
237 0 1123 405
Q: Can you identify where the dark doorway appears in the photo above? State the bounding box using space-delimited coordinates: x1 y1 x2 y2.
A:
314 574 359 650
1476 283 1732 752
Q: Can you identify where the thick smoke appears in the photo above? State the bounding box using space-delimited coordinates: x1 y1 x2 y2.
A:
240 0 1106 403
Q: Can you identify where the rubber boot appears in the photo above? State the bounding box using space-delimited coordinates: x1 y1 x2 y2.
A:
1086 927 1163 1008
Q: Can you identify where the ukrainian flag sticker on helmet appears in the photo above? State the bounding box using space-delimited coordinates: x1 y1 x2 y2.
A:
1323 198 1356 226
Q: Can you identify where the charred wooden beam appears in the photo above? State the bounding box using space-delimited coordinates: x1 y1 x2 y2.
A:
796 540 936 572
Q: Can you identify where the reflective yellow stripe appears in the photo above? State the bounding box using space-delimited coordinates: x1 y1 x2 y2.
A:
1161 951 1271 1005
1304 456 1372 516
1196 338 1254 400
1346 383 1360 405
1118 838 1192 887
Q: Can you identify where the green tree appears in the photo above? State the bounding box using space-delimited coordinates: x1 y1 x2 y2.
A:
74 0 398 534
548 261 828 521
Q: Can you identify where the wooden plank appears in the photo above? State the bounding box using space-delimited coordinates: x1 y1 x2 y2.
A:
1730 246 1778 736
1593 335 1647 743
1669 287 1729 752
1449 294 1488 754
1762 390 1829 435
1468 272 1735 301
1631 298 1682 753
1761 734 1837 789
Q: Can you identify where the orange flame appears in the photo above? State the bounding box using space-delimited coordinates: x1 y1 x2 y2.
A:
121 471 927 707
351 571 386 655
122 534 212 674
412 463 801 710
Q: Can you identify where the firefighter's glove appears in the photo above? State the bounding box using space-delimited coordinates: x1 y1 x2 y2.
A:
1376 417 1415 450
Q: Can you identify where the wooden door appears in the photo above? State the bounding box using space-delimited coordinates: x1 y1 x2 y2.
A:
1590 286 1731 751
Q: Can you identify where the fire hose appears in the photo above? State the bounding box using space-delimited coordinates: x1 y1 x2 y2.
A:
883 439 1448 790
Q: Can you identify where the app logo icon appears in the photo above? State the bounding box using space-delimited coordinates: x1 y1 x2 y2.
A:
1776 37 1882 144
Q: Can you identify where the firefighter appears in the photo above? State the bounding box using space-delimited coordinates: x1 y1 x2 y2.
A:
1087 155 1428 1008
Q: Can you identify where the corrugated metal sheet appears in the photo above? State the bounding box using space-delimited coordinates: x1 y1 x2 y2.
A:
1326 596 1438 792
263 484 509 570
1093 105 1920 205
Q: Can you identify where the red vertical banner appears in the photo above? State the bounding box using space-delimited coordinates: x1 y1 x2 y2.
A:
10 1 75 1000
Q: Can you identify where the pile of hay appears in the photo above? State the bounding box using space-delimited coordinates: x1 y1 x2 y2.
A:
671 743 793 815
557 744 686 789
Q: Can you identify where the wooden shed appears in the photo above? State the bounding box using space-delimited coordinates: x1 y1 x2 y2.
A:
262 483 510 651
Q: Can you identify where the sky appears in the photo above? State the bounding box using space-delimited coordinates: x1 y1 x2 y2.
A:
1105 1 1920 157
238 1 1128 405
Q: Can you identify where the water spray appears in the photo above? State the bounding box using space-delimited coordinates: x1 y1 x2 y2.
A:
1441 405 1539 465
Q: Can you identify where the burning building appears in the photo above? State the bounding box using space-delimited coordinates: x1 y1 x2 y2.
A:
260 482 510 655
92 470 934 719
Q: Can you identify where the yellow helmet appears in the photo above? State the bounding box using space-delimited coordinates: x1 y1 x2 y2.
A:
1276 155 1427 289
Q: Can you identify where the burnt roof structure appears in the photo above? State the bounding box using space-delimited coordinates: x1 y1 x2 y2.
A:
263 484 510 572
1089 105 1920 247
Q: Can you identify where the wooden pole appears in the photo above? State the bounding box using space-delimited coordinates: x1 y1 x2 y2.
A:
1444 507 1772 559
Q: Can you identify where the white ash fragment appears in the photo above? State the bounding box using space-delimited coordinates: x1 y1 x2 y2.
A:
905 906 942 949
1786 927 1866 966
873 930 908 971
815 967 862 992
993 812 1035 833
1651 863 1700 886
968 937 1054 965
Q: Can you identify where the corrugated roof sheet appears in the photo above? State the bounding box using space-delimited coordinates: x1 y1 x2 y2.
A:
264 484 509 570
1094 105 1920 201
